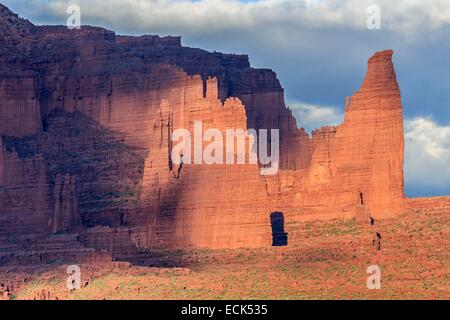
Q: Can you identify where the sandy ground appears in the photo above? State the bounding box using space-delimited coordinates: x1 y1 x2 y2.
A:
1 206 448 300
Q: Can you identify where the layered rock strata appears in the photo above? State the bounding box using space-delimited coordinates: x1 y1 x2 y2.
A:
0 5 412 258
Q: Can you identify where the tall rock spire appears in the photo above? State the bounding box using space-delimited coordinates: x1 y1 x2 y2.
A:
335 50 405 217
361 50 399 93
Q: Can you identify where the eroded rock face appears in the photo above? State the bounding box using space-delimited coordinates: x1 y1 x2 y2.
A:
132 78 271 248
285 50 406 219
51 174 80 234
332 50 405 216
0 5 42 137
0 5 411 257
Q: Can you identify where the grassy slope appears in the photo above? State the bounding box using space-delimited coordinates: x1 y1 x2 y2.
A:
10 206 450 300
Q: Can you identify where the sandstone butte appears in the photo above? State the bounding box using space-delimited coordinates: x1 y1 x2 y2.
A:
0 4 448 265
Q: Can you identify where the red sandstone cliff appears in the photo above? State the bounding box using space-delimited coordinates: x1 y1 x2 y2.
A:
0 4 415 259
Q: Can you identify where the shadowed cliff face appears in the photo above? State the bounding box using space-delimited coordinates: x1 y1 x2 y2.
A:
2 109 146 232
0 4 408 261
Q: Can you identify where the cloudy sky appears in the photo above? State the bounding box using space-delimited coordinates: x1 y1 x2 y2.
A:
4 0 450 197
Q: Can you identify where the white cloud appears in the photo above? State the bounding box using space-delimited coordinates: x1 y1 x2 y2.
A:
404 117 450 190
287 101 343 132
11 0 450 38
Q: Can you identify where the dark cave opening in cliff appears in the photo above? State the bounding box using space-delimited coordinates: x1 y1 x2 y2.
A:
270 212 288 246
